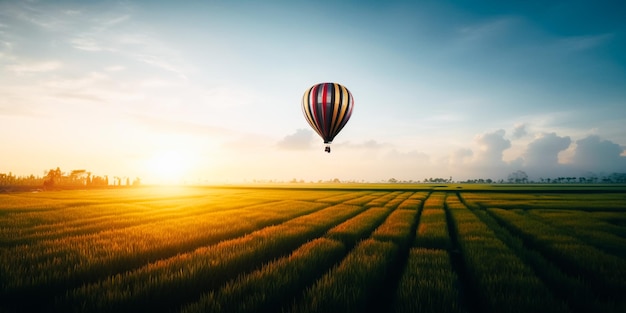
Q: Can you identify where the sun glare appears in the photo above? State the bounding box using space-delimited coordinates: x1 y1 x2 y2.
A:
146 150 191 184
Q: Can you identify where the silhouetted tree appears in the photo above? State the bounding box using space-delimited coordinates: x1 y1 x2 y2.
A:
507 170 528 183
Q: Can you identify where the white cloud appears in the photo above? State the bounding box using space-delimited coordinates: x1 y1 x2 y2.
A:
8 3 66 30
512 123 528 139
556 33 613 52
572 135 626 172
6 61 62 74
456 16 520 44
473 129 511 165
63 10 81 16
70 35 106 51
97 14 131 28
386 149 430 162
105 65 125 72
523 132 571 168
336 140 388 150
448 148 473 166
56 5 190 80
277 129 314 150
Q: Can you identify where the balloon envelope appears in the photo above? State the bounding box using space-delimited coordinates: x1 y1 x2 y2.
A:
302 82 354 149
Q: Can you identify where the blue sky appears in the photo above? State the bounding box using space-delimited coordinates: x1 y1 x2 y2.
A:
1 0 625 183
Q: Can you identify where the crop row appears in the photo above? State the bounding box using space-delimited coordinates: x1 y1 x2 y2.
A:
342 192 389 206
326 207 396 247
458 200 622 313
391 191 462 313
393 248 461 313
314 191 373 203
445 194 567 313
0 188 279 243
486 208 626 303
292 208 419 313
365 191 404 208
0 197 280 245
3 187 624 313
459 191 626 313
0 200 328 292
414 192 450 249
179 237 347 313
526 210 626 257
460 192 626 211
61 203 367 313
180 204 403 312
0 187 331 227
180 192 419 313
2 189 415 313
396 191 428 210
291 239 398 313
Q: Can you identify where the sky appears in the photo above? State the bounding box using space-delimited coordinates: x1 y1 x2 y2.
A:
1 0 625 184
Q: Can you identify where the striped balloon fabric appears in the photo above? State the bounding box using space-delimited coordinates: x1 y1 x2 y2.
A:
302 82 354 152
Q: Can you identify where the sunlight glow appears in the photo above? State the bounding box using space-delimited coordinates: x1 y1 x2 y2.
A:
146 150 193 185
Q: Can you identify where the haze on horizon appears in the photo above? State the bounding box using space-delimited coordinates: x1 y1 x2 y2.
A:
1 0 625 185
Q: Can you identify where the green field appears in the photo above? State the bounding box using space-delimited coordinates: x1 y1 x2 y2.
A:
1 185 625 313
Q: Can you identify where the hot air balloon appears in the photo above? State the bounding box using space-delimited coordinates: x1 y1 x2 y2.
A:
302 82 354 153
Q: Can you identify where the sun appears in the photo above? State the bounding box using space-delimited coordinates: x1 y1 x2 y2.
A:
146 150 191 184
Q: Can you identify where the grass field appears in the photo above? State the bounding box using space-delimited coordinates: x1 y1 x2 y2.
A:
1 184 625 313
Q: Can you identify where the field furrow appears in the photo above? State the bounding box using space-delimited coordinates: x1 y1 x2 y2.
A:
382 191 416 209
326 206 396 248
61 202 366 313
526 210 626 258
445 194 568 313
315 191 372 204
179 237 347 313
179 196 404 313
365 191 403 208
343 193 387 206
0 197 281 245
0 201 333 312
486 208 626 305
396 191 428 210
1 186 624 313
414 192 450 249
291 197 420 313
1 200 327 284
393 248 463 313
458 202 618 313
290 238 399 313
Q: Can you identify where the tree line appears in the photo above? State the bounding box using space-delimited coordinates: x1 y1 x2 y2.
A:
0 167 141 191
505 170 626 184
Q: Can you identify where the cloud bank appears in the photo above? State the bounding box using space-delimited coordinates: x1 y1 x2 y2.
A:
274 127 626 182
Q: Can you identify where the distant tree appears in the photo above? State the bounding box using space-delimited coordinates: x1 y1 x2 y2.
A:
43 168 62 189
70 170 89 186
507 170 528 183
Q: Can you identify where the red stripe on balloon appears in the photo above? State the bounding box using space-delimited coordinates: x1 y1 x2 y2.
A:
321 83 328 139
